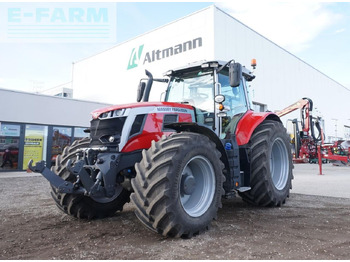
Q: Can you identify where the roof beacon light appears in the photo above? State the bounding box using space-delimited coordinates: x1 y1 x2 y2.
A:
251 59 257 69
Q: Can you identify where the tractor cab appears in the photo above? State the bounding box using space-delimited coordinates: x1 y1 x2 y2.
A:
164 60 255 138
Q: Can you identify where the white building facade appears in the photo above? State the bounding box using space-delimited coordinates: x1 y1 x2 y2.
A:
72 5 350 141
0 88 110 171
39 82 73 98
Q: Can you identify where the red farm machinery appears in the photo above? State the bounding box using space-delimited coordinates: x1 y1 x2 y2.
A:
29 59 294 238
275 97 350 174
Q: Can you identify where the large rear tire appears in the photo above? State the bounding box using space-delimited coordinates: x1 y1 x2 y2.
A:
239 120 293 207
51 137 130 219
131 133 225 238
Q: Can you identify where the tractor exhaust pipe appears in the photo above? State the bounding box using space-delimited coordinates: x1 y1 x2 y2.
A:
137 70 168 102
142 70 153 102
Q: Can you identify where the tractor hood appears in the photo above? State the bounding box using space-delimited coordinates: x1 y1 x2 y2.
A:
91 102 194 119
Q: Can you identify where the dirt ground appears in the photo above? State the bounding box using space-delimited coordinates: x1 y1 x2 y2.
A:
1 175 350 260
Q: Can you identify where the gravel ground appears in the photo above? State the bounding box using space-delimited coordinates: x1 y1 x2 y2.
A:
0 173 349 260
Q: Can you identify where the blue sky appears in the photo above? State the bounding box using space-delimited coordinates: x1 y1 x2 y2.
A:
0 2 349 93
296 2 350 86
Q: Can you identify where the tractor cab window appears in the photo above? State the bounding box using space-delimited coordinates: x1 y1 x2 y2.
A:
166 69 215 128
218 71 248 138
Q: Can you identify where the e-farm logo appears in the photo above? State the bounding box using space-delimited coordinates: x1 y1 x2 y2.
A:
127 37 203 70
0 3 117 43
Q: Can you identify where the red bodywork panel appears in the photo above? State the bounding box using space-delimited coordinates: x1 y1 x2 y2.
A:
235 110 280 146
91 102 194 119
122 112 194 153
91 101 195 152
92 102 279 150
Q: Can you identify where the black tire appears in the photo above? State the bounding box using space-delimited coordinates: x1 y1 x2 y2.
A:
51 137 130 219
239 120 293 207
131 132 225 238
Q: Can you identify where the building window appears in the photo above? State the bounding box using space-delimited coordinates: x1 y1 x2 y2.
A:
74 127 89 141
345 125 350 140
252 101 267 112
0 123 20 170
51 127 72 166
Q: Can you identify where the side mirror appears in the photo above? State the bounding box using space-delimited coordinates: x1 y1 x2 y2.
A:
136 82 146 102
229 62 242 87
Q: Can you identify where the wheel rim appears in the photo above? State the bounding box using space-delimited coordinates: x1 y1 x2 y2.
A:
270 137 289 190
91 185 123 203
179 156 215 217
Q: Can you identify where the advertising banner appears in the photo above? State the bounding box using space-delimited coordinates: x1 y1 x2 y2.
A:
22 133 44 170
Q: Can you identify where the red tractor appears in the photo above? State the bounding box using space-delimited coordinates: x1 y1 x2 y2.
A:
29 60 293 238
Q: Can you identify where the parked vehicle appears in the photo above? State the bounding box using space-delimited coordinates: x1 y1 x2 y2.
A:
29 59 293 238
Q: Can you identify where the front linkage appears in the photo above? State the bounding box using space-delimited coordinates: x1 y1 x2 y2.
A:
28 147 127 199
29 160 77 194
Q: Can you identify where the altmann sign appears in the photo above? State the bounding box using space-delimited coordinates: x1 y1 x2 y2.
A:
127 37 202 70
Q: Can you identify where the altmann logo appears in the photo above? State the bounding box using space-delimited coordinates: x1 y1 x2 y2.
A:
127 44 144 70
127 37 202 70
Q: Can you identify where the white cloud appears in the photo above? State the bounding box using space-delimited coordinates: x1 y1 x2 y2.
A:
216 1 342 53
335 28 346 34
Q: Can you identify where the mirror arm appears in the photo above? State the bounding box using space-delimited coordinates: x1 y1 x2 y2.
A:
217 59 234 74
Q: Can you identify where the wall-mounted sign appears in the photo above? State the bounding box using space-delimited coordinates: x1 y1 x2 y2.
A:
0 123 20 137
127 37 203 70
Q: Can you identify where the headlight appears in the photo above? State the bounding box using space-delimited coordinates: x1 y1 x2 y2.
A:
217 112 227 118
215 94 225 103
201 61 219 68
113 109 125 117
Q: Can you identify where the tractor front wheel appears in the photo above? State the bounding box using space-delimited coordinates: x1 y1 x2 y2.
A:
51 137 131 219
131 132 225 238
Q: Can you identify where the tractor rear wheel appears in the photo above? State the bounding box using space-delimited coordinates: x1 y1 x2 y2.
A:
131 132 225 238
51 137 130 219
239 120 293 206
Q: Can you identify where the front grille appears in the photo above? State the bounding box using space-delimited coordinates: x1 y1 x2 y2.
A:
129 114 147 137
90 117 126 147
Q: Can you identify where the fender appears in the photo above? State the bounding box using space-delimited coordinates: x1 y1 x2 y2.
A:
166 122 224 145
235 110 281 146
165 122 227 160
